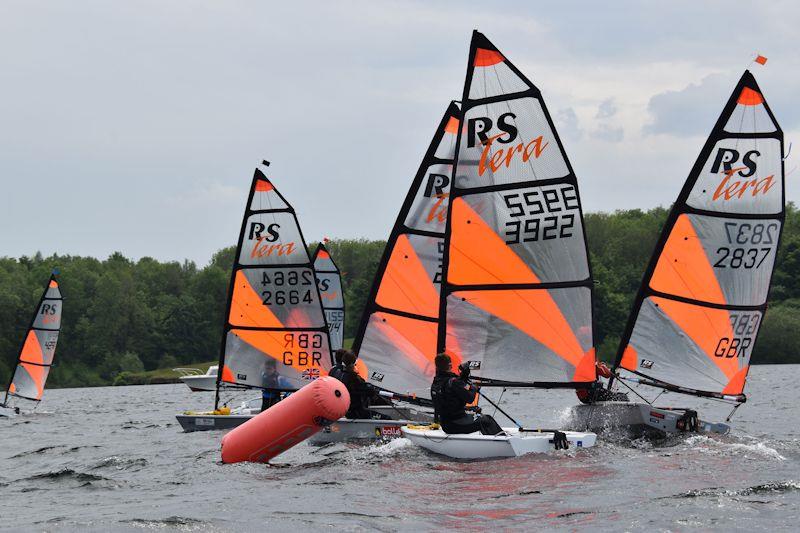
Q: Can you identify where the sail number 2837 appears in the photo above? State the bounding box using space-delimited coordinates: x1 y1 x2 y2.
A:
713 222 778 269
503 185 580 244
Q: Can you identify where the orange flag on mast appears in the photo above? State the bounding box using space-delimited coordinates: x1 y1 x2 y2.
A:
755 55 768 65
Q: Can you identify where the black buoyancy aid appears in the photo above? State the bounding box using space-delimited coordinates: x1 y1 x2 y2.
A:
431 371 471 422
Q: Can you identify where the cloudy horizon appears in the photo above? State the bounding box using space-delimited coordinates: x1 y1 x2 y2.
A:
1 1 797 265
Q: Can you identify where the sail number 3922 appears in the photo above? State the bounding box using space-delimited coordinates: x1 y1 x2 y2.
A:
503 185 580 244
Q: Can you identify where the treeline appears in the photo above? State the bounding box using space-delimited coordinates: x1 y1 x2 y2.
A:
1 205 799 389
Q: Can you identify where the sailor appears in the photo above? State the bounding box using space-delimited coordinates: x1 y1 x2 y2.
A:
430 352 503 435
576 361 629 404
328 349 347 383
339 351 374 419
261 358 292 412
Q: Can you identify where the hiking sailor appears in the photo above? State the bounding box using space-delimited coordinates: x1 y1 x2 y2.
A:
430 352 503 435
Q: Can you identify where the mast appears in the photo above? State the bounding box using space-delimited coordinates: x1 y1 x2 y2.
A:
612 71 784 401
436 31 597 389
214 162 333 409
4 273 62 406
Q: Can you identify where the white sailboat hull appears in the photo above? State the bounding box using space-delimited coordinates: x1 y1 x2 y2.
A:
401 426 596 459
564 402 729 438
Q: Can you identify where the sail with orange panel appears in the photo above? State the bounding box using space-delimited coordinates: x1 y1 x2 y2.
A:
312 242 345 351
438 31 597 388
612 71 784 401
2 274 62 406
215 164 333 407
352 102 461 397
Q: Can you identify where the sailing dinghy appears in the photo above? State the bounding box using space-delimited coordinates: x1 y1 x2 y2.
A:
309 103 462 444
566 71 784 438
312 242 345 352
1 274 62 418
397 31 598 458
177 163 334 432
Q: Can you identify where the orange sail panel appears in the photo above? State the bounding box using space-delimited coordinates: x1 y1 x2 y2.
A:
5 274 62 404
615 71 784 399
438 31 595 386
312 243 346 351
353 103 461 398
216 168 332 393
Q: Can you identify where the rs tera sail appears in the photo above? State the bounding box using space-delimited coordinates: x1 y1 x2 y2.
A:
3 274 62 405
438 31 597 388
216 165 333 403
613 71 784 401
312 242 345 351
353 103 461 397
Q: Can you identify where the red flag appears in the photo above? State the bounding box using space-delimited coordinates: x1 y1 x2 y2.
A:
755 55 768 65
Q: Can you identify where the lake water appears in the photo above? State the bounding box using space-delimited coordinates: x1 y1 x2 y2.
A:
1 365 799 531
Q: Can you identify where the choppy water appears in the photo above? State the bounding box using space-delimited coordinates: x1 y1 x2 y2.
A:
1 365 799 531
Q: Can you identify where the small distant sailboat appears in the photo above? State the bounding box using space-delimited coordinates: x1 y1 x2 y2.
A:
312 242 345 351
176 162 334 431
1 274 62 418
567 70 784 437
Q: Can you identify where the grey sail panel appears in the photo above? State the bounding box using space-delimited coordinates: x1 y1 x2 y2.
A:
352 103 460 397
312 243 345 351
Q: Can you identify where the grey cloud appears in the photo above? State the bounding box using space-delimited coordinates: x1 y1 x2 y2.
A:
555 107 583 141
643 74 729 137
596 98 617 119
591 124 624 143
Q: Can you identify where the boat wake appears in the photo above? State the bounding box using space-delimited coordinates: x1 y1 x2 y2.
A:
684 435 785 460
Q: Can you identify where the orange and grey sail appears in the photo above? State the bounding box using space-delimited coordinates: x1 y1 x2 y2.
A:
613 71 784 400
216 165 333 403
3 274 62 404
437 31 597 387
353 103 460 396
312 242 345 351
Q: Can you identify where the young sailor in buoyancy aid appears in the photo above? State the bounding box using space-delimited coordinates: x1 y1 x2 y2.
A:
430 353 503 436
575 361 630 404
339 351 375 419
261 358 293 412
328 349 347 383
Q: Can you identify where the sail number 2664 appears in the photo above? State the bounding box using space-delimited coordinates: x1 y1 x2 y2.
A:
261 269 314 306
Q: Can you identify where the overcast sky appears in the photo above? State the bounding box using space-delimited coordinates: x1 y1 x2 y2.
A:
1 1 797 265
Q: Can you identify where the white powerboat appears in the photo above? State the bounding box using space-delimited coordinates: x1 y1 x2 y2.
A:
175 366 219 392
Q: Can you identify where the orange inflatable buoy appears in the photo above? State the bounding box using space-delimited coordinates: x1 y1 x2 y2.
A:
220 376 350 464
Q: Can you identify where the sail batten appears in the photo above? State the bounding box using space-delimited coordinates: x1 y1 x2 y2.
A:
613 71 784 400
4 275 62 404
216 168 332 398
437 31 596 387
